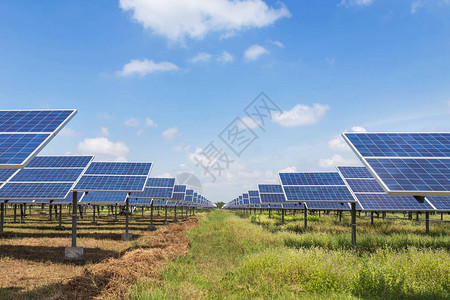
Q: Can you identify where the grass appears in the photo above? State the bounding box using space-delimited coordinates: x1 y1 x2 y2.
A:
129 210 450 299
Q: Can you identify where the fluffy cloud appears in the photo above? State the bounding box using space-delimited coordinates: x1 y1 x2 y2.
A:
278 166 297 173
269 40 284 48
162 127 181 140
77 137 130 161
124 117 140 127
216 51 234 64
173 142 191 152
189 52 212 63
339 0 374 6
410 0 423 13
273 104 329 127
119 0 290 41
101 127 110 136
318 154 359 168
116 59 178 77
328 126 367 151
145 117 158 127
244 44 269 61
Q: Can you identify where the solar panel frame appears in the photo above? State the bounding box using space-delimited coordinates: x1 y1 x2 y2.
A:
342 132 450 196
80 191 128 205
258 184 287 204
0 109 77 169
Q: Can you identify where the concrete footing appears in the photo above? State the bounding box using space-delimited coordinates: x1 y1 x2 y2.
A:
121 232 132 241
65 246 84 260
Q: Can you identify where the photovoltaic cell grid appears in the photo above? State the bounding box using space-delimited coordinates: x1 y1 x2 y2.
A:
145 177 175 188
0 155 93 200
258 184 286 204
0 110 76 168
52 191 84 204
425 197 450 211
171 185 186 201
242 193 250 205
80 192 128 204
306 202 350 210
342 133 450 196
73 162 152 192
279 172 356 203
129 177 175 199
129 198 152 205
248 190 260 204
337 166 435 211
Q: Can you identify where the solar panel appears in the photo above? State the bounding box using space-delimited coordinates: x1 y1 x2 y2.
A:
0 155 93 200
279 172 356 203
425 197 450 211
52 191 84 204
80 192 128 204
171 185 186 201
342 132 450 196
0 109 77 168
129 198 152 205
0 169 18 182
248 190 260 204
306 202 350 210
145 177 175 187
73 161 152 192
258 184 287 204
337 166 435 211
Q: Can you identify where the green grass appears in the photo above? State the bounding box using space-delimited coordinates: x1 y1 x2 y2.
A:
128 210 450 299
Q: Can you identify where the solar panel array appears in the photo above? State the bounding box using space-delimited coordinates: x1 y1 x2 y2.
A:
80 192 128 204
0 110 77 168
0 155 93 200
279 172 356 203
337 166 435 211
342 132 450 196
171 185 186 201
73 162 152 192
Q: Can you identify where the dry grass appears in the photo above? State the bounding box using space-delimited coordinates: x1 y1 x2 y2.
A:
0 206 199 299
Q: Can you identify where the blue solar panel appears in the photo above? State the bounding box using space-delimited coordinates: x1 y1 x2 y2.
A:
174 185 186 193
279 172 345 186
0 133 50 165
0 110 75 132
0 169 17 181
186 189 194 196
366 158 450 193
259 184 283 193
260 193 286 203
172 192 185 201
153 200 167 206
81 192 128 204
426 197 450 211
145 177 175 188
53 191 84 204
346 179 385 193
284 186 355 202
306 202 351 210
129 198 152 205
184 195 193 202
9 168 84 182
27 156 93 168
130 187 174 199
75 176 147 192
338 166 436 211
356 194 434 211
343 133 450 158
0 182 74 199
84 162 152 176
337 166 373 179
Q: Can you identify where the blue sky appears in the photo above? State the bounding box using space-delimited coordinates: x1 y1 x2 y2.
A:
0 0 449 202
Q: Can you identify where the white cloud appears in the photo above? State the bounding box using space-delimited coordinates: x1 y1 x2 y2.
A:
97 112 114 120
318 154 359 168
124 117 140 127
410 0 423 13
101 127 110 136
189 52 212 63
339 0 374 7
77 137 130 161
269 40 284 47
244 44 269 61
278 166 297 173
116 59 178 77
119 0 290 41
145 117 158 127
173 142 191 152
162 127 181 140
328 126 367 151
136 129 145 136
216 51 234 64
59 128 79 137
273 104 329 127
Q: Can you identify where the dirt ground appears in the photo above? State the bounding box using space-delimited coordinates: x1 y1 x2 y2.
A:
0 211 198 299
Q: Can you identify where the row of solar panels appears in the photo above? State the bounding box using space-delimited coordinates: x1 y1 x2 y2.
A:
224 166 449 211
0 109 215 207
